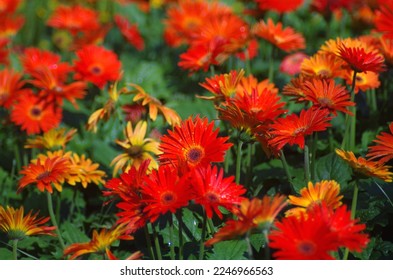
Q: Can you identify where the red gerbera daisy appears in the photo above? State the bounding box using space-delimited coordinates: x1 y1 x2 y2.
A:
367 122 393 163
141 165 193 222
269 108 332 150
256 0 304 13
114 15 144 51
74 45 122 89
337 41 386 73
269 208 338 260
18 156 71 193
0 69 27 109
192 165 246 219
159 116 232 169
0 15 25 38
10 91 62 135
302 78 354 115
375 1 393 39
47 5 100 35
0 0 22 15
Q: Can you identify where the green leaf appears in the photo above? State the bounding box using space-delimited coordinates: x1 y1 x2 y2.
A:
314 152 352 192
61 221 90 245
0 248 13 260
249 232 266 252
207 240 248 260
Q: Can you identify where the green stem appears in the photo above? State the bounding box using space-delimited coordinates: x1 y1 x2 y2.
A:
176 210 184 260
13 143 21 173
245 143 253 188
143 225 155 260
245 231 254 260
343 181 359 260
341 71 357 150
236 140 243 184
152 223 162 260
304 144 311 183
280 150 293 188
46 192 66 251
169 215 175 260
12 239 18 260
263 230 270 260
199 211 208 260
268 45 275 82
311 133 318 181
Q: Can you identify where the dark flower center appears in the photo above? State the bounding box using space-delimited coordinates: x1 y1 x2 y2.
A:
36 171 51 181
205 192 219 203
127 146 143 157
91 66 102 75
30 107 42 118
185 146 205 166
161 192 176 205
297 240 316 256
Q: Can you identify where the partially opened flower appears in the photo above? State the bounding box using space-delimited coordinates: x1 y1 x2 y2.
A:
367 123 393 163
269 108 332 150
286 180 343 217
336 149 393 182
0 205 56 241
159 116 232 169
19 156 71 193
192 165 246 219
205 195 287 246
141 165 193 222
74 45 122 89
64 224 132 259
252 19 305 52
24 128 77 150
114 15 144 51
111 121 160 176
47 5 100 35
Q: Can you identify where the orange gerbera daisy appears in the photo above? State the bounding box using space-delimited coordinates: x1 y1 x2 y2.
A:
300 52 343 78
380 36 393 65
375 1 393 39
129 84 181 126
10 92 62 135
205 195 287 246
269 108 332 150
367 123 393 163
255 0 304 13
252 18 305 52
74 45 122 89
114 15 144 51
24 127 77 150
343 70 381 94
111 121 160 176
18 156 71 193
47 5 100 35
302 78 354 115
0 69 27 109
64 224 132 259
141 165 193 222
337 40 386 73
0 205 56 241
336 148 393 182
237 74 279 97
286 180 343 217
199 69 245 102
192 165 246 219
67 153 106 188
159 116 232 169
282 76 309 103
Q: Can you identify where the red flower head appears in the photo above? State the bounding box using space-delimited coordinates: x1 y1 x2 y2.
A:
192 165 246 219
269 108 332 150
159 116 232 169
47 5 100 35
367 122 393 163
375 1 393 39
302 78 354 115
114 15 144 51
0 15 25 38
256 0 304 13
0 69 27 109
0 0 22 15
74 45 122 89
141 165 193 222
10 91 62 135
